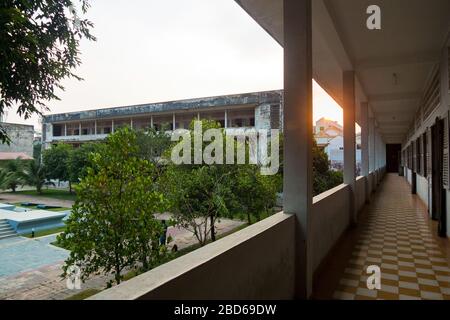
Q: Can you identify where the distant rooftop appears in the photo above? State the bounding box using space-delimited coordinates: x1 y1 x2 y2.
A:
0 122 34 129
0 152 33 160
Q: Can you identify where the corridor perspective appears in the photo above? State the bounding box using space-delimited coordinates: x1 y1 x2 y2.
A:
314 173 450 300
89 1 450 300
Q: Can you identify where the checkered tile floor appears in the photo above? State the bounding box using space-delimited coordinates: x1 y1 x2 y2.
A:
333 174 450 300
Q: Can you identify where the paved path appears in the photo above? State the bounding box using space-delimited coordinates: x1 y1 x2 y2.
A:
0 236 68 277
0 218 244 300
322 173 450 300
0 193 75 208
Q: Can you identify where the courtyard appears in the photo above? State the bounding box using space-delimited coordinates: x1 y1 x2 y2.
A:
0 206 245 300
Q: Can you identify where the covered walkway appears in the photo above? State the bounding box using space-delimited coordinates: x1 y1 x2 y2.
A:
314 173 450 300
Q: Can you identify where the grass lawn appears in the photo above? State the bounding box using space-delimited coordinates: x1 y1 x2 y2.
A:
23 226 66 238
12 189 76 202
65 288 101 300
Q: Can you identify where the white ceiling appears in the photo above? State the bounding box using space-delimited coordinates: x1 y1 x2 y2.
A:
235 0 450 143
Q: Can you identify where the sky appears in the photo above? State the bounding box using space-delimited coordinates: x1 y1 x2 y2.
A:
5 0 343 133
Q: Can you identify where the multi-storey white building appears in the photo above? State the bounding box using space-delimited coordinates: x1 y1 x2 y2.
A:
41 90 283 149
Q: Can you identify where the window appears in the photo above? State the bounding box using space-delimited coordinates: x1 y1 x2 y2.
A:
228 107 255 128
133 117 152 131
53 124 63 136
422 132 427 176
416 138 421 175
66 123 79 136
81 121 95 135
114 119 131 130
153 115 173 131
97 120 112 134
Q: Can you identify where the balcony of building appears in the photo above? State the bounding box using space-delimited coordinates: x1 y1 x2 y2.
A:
87 0 449 299
44 106 262 146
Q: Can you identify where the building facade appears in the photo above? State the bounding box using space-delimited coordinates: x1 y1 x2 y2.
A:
41 90 283 149
0 122 34 158
313 117 362 172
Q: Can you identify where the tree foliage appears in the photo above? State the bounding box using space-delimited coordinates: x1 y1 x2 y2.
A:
275 134 343 196
165 120 279 245
164 120 233 245
42 143 72 180
67 142 102 184
232 165 278 224
19 159 51 193
0 0 95 143
58 128 167 285
1 158 24 192
312 139 343 195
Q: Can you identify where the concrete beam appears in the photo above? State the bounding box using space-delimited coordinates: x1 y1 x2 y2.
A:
368 92 421 102
355 51 439 71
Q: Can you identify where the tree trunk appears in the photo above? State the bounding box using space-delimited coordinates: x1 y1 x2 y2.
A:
210 215 216 242
247 212 251 225
115 265 121 284
69 181 72 194
141 243 149 271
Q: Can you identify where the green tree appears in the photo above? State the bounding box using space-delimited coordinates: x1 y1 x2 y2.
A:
164 120 235 245
164 119 279 244
312 139 343 195
3 158 24 192
67 142 102 184
58 128 167 285
0 0 95 143
233 165 278 225
136 128 171 164
165 165 233 246
42 143 72 190
0 166 19 191
33 142 42 161
276 135 343 196
20 160 51 193
135 128 172 179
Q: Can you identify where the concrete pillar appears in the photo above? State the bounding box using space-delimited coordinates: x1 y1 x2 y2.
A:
224 110 228 128
79 122 81 136
197 112 200 121
94 120 97 135
361 102 369 202
172 113 176 130
369 117 375 173
283 0 313 299
150 115 154 129
64 123 67 136
343 71 356 225
130 118 133 129
112 119 114 133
